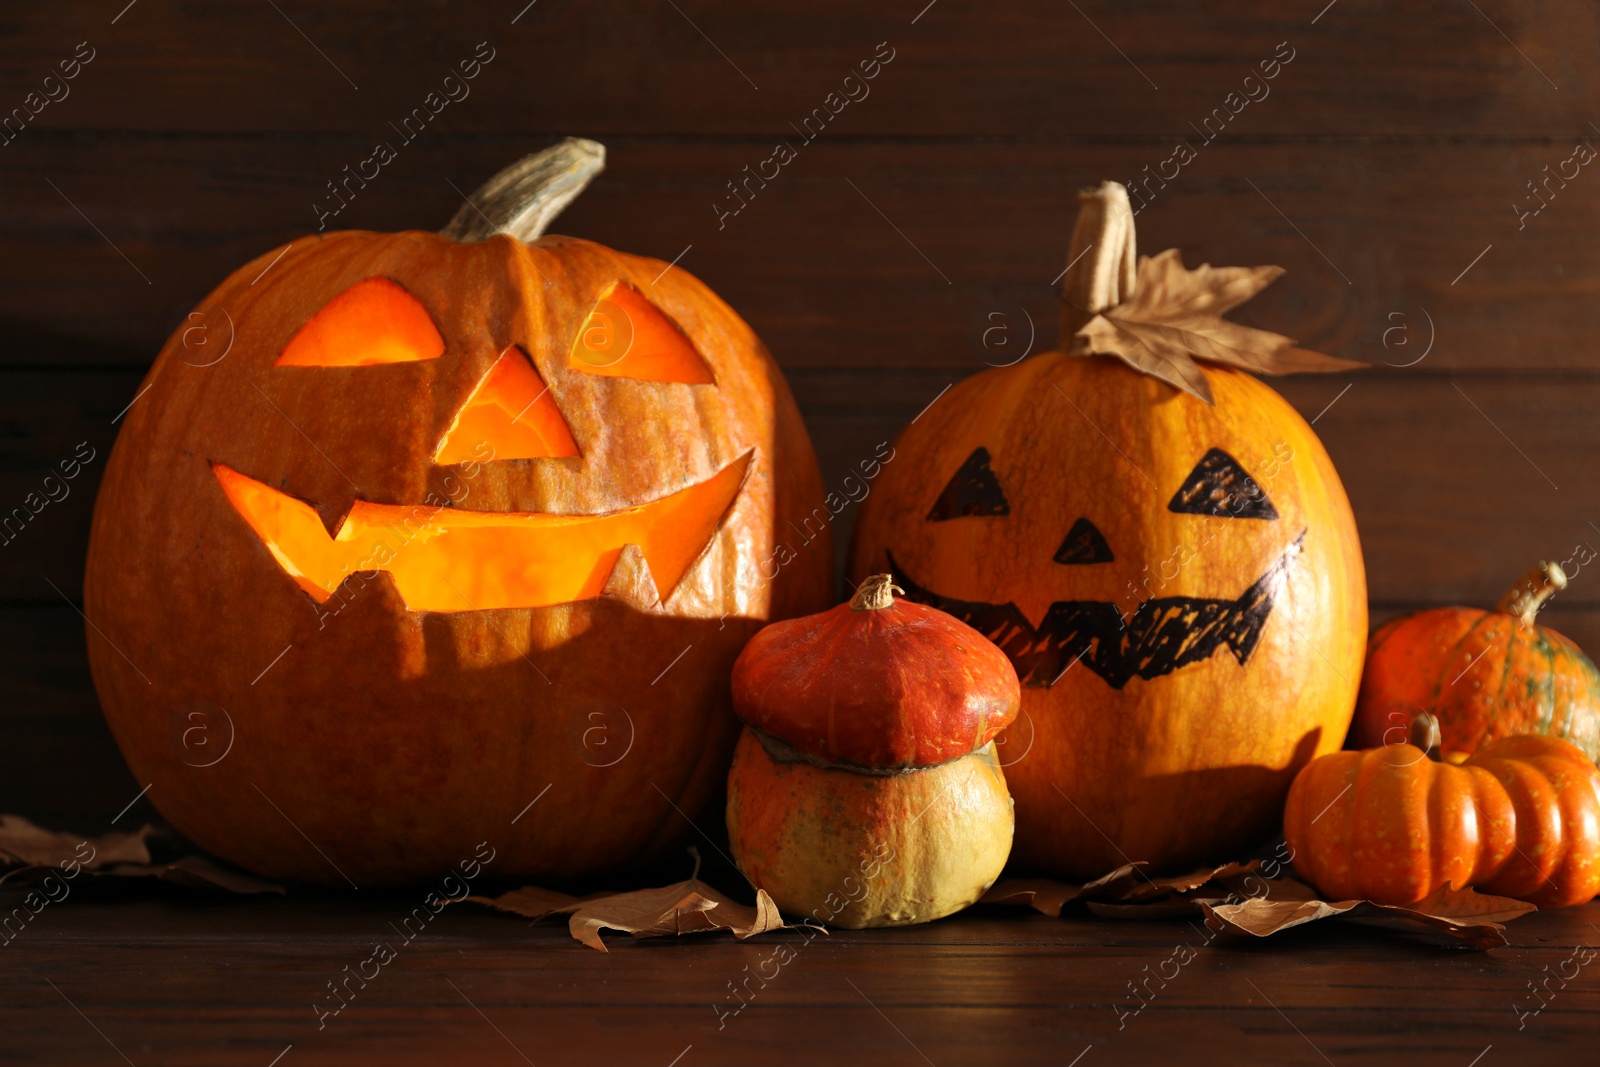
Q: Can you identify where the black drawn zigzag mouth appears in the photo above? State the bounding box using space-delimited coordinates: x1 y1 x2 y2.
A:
888 530 1307 690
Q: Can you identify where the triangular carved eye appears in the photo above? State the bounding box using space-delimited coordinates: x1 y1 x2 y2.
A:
435 346 578 463
1168 448 1278 520
567 283 715 384
1054 517 1114 564
927 447 1009 521
276 278 444 367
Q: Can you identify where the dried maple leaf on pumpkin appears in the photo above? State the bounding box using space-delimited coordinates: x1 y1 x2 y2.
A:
1072 248 1364 404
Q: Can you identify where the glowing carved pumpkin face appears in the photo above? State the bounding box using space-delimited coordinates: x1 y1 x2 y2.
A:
214 274 745 614
83 151 834 889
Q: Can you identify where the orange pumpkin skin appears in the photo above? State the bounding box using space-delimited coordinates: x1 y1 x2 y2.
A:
83 226 831 887
731 586 1020 769
1284 733 1600 907
1351 585 1600 765
850 354 1365 878
726 730 1013 928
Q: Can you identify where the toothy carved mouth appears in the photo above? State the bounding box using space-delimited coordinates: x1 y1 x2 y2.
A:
888 531 1305 689
214 454 749 613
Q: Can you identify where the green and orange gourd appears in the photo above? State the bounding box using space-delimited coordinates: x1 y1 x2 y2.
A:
727 574 1020 927
1352 562 1600 764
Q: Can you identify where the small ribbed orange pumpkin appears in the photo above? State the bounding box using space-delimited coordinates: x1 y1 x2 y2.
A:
1351 562 1600 764
727 574 1019 927
1285 715 1600 907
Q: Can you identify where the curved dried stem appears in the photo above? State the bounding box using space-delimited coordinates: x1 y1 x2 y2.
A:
1062 181 1138 341
1494 561 1567 628
442 137 606 243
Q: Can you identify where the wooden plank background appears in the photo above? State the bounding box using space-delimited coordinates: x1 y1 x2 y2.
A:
2 0 1598 849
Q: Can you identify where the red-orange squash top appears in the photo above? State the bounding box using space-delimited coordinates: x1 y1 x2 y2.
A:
731 574 1021 770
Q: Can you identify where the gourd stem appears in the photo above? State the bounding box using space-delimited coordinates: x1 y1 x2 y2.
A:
1062 181 1139 346
1408 713 1443 761
1494 561 1566 629
850 574 903 612
441 137 605 243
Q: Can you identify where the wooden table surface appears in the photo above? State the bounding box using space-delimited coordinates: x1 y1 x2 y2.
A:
7 2 1600 1063
2 889 1595 1067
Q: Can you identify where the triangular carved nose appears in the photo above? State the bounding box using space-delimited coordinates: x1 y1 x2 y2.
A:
434 345 578 464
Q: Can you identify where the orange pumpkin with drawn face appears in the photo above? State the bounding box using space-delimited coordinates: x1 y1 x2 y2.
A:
850 183 1366 879
83 141 832 887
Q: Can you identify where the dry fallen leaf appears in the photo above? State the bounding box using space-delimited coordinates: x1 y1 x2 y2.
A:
981 860 1260 917
1201 878 1536 950
96 856 285 895
567 878 785 953
979 877 1095 916
0 815 283 895
0 814 154 869
1074 248 1364 403
982 852 1534 947
1118 861 1262 903
466 884 596 922
466 850 787 952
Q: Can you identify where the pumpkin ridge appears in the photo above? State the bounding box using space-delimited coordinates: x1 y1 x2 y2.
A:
1423 610 1489 719
1535 632 1558 736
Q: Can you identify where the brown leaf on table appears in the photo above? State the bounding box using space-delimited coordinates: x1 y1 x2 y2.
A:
465 884 597 922
1119 860 1262 903
0 815 284 894
981 859 1261 917
466 850 788 953
1202 880 1536 950
0 814 153 869
1073 248 1365 404
98 856 285 895
568 879 785 953
980 862 1148 916
1086 895 1225 920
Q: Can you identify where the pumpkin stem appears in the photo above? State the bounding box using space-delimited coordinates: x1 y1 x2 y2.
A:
1494 561 1566 629
850 574 903 612
1062 181 1139 344
441 137 606 243
1408 713 1443 761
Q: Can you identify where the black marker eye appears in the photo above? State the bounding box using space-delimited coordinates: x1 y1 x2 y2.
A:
927 447 1010 521
1054 517 1114 564
1168 448 1278 520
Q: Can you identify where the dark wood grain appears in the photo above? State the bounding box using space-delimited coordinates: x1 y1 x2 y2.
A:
5 137 1600 371
1 895 1596 1066
0 0 1592 137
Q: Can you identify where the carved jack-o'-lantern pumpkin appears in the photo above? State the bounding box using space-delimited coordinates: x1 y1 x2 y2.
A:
84 140 832 887
850 183 1367 879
